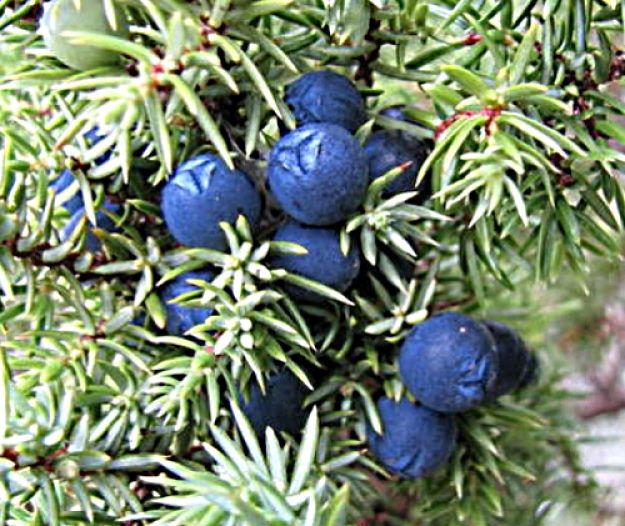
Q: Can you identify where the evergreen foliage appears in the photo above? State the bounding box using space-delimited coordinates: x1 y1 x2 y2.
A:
0 0 623 524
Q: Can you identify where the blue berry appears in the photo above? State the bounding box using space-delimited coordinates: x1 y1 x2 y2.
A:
161 154 262 250
268 123 368 226
364 130 429 197
131 312 147 327
240 370 311 436
285 70 367 133
160 269 214 336
84 127 113 165
379 105 425 127
518 352 540 389
271 221 360 302
51 128 114 213
367 397 457 479
380 106 410 122
399 312 498 413
482 320 532 399
61 199 121 252
51 169 84 214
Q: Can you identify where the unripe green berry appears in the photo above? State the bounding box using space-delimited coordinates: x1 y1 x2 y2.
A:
40 0 129 71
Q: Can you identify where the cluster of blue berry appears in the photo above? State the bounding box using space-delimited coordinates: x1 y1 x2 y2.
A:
51 69 538 480
369 312 537 479
268 70 430 301
159 69 430 328
235 314 538 479
240 72 538 478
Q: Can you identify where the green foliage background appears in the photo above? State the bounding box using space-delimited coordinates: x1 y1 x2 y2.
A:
0 0 624 524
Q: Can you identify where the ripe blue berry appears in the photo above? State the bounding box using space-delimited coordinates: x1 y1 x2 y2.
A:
271 221 360 302
364 130 429 197
160 269 214 336
51 169 84 214
482 320 532 399
399 312 498 413
40 0 129 71
240 370 311 436
518 352 540 389
379 105 428 128
367 397 457 479
52 128 112 213
161 154 262 250
84 127 113 165
379 106 411 123
131 312 147 327
285 70 367 133
268 123 368 226
61 199 121 252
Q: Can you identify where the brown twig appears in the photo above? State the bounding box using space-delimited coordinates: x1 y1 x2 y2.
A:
1 447 68 472
1 237 107 281
355 18 382 87
575 388 625 420
574 308 625 419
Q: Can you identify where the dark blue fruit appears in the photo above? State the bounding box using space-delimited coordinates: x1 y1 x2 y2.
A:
379 105 425 127
61 199 121 252
52 128 112 213
268 123 368 226
285 70 367 133
367 396 457 479
161 154 262 250
380 106 410 123
399 312 498 413
364 130 429 197
84 127 113 165
482 320 532 399
271 221 360 302
518 352 540 389
160 269 215 336
51 169 84 214
240 370 311 436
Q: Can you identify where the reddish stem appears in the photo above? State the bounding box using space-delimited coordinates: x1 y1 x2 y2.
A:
1 447 68 472
434 107 503 140
434 111 478 140
463 33 482 46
